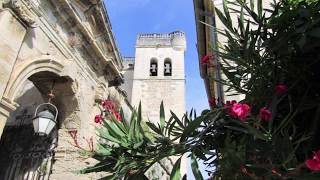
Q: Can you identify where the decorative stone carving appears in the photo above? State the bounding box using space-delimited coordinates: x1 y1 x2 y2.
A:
11 0 37 26
94 84 106 102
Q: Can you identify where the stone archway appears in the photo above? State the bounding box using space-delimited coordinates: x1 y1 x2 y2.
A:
0 67 80 179
3 57 64 103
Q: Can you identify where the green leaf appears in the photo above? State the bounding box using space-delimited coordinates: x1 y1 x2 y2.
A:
180 114 207 143
97 174 114 180
230 119 267 141
191 153 204 180
308 28 320 38
80 161 115 174
250 0 254 10
127 173 149 180
134 116 143 142
104 119 126 138
165 116 174 135
97 127 122 144
223 0 233 30
168 120 177 138
133 141 144 149
96 144 112 156
129 112 137 142
110 114 128 135
146 121 163 135
258 0 262 18
170 157 181 180
137 102 142 124
160 101 165 131
120 108 130 131
215 7 235 35
171 111 185 129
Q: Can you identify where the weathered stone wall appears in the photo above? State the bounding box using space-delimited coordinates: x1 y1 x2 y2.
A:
0 9 27 134
0 0 130 179
121 57 135 103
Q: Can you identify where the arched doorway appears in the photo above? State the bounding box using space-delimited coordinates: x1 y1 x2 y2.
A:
0 71 75 180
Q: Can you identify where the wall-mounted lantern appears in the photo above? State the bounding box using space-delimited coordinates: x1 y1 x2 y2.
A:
32 103 58 136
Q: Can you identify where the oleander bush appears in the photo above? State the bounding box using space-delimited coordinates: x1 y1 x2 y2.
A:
80 0 320 179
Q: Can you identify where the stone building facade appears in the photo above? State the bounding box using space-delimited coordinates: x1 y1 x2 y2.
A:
0 0 131 179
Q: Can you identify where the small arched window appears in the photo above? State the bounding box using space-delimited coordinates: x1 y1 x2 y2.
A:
150 58 158 76
164 58 172 76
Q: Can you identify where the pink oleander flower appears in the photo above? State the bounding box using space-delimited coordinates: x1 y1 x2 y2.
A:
259 107 272 121
306 150 320 171
224 100 237 108
101 100 115 112
224 100 237 115
230 103 251 121
201 55 214 64
94 114 103 124
209 98 216 106
275 84 288 94
113 111 122 121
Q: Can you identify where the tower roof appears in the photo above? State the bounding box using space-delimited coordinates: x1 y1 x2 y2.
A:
136 31 186 50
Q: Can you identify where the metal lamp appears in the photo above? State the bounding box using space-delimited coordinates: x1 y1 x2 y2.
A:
32 103 58 136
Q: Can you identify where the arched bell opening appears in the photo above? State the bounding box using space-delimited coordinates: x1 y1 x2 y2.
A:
164 58 172 76
150 58 158 76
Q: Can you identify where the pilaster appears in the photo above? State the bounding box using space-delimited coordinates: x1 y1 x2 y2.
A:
0 9 27 101
0 97 17 138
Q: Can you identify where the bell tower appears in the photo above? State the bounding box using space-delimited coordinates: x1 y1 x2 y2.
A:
131 31 186 124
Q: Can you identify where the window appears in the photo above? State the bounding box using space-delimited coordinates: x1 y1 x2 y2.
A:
150 58 158 76
164 58 172 76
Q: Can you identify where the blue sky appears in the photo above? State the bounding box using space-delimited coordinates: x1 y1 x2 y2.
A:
104 0 209 113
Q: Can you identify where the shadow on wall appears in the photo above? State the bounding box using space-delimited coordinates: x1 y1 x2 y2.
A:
0 79 56 179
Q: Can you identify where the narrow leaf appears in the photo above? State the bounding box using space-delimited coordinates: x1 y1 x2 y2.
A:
171 111 184 128
146 121 163 135
258 0 262 18
191 153 204 180
170 157 181 180
160 101 165 131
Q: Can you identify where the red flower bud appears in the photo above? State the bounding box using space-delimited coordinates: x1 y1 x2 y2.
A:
306 150 320 171
94 115 103 124
259 107 272 121
200 55 214 64
275 84 287 94
101 100 115 112
113 111 122 121
209 98 216 107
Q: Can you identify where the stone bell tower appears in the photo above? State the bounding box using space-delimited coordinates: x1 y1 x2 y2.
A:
130 31 186 124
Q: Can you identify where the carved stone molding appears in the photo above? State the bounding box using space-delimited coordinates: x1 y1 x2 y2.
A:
10 0 37 26
0 97 17 117
94 84 106 102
